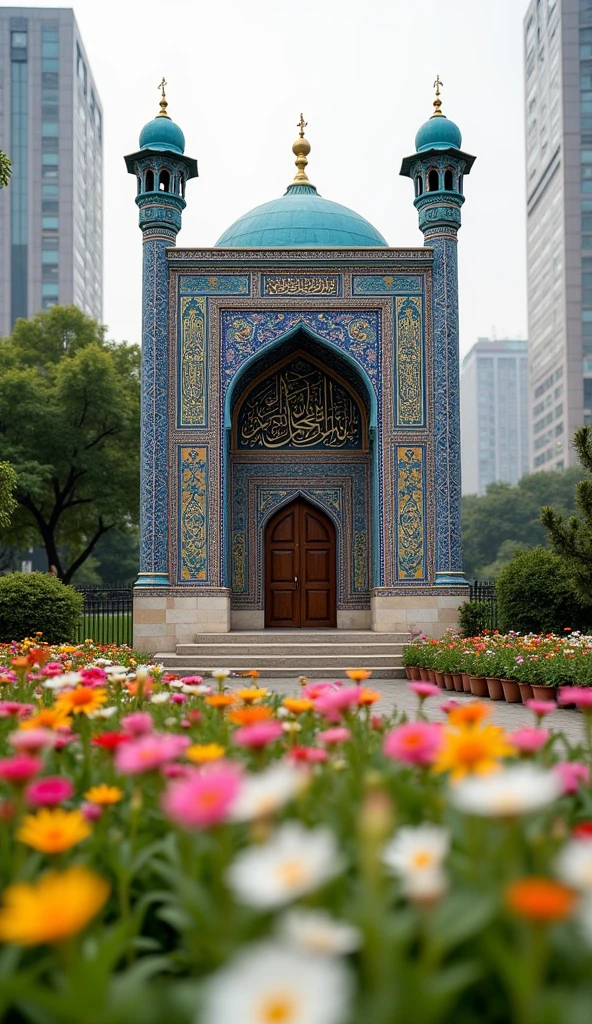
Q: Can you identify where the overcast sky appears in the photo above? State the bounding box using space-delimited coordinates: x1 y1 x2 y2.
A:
24 0 529 357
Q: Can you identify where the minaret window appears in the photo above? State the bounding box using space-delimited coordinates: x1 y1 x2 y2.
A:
159 169 170 192
415 175 423 196
444 169 453 191
427 169 439 192
145 169 154 192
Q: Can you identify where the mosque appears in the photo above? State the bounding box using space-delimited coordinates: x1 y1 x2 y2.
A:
126 80 476 663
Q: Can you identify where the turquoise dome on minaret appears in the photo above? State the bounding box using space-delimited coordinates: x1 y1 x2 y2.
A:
216 116 387 248
414 76 462 153
139 79 185 155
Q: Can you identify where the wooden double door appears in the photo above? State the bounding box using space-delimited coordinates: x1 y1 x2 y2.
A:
265 498 337 628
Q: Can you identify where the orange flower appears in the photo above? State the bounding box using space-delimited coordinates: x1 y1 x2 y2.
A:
505 877 576 923
433 723 516 781
228 705 273 725
185 743 226 764
235 687 268 703
11 656 30 670
282 698 314 714
0 866 110 946
55 687 107 717
84 785 123 806
241 670 261 679
447 701 490 728
205 694 235 709
358 688 381 706
17 809 92 853
21 707 72 731
346 669 372 682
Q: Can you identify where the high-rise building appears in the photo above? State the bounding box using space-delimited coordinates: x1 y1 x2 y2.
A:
524 0 592 470
460 338 530 496
0 7 102 335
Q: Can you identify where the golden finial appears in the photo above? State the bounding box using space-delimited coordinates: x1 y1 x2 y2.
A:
157 77 169 119
432 75 444 117
291 113 313 186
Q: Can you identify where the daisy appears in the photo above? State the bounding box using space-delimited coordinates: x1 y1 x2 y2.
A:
229 762 305 822
383 824 449 901
227 822 341 909
203 941 351 1024
278 909 362 955
556 838 592 891
449 765 562 817
0 866 110 945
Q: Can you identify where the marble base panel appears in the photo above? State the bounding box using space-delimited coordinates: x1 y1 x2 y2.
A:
229 609 372 630
370 592 468 636
133 591 231 654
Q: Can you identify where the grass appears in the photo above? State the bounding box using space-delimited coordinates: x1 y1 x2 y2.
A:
76 612 133 647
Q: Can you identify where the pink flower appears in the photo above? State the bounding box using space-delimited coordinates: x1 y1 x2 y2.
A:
162 763 191 779
25 776 74 807
0 701 34 718
288 746 328 763
115 733 190 775
54 732 77 751
507 727 550 755
559 687 592 708
383 722 443 766
317 727 351 745
162 764 242 828
233 721 284 748
525 699 556 718
371 715 383 730
554 761 590 795
121 711 154 736
313 686 364 720
171 693 187 704
408 682 441 699
0 670 17 684
440 699 460 715
180 675 203 685
9 728 56 753
301 682 336 699
81 801 103 821
80 667 107 686
0 754 42 784
42 662 68 677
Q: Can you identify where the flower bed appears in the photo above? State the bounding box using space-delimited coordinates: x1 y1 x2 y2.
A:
1 639 592 1020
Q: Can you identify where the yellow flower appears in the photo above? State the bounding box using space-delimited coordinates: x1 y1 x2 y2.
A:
282 698 314 714
447 701 490 728
17 808 92 853
186 743 226 764
0 866 110 945
20 707 72 731
84 784 123 806
346 669 372 682
235 687 268 703
433 724 516 782
55 686 107 716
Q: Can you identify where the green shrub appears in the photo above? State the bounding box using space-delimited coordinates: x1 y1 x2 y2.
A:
458 600 494 637
496 547 584 635
0 572 83 643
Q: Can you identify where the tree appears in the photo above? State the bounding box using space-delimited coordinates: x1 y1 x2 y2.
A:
0 306 140 584
462 468 582 578
0 151 11 189
542 426 592 607
0 461 17 530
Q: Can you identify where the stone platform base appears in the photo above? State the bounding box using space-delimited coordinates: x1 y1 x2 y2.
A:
133 588 467 655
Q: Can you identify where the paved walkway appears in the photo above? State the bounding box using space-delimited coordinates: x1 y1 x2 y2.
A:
228 677 586 744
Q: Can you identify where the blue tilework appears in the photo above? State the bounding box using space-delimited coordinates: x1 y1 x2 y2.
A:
353 275 423 295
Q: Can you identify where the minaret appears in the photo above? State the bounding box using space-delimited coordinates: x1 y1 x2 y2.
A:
125 80 198 588
400 77 475 586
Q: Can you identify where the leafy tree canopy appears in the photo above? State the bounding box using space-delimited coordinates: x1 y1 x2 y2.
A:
542 426 592 607
0 306 140 584
462 468 583 578
0 461 17 530
0 151 11 189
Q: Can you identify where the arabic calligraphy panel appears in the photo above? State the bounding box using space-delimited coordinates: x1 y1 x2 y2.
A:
236 356 364 450
261 275 341 296
179 275 250 295
353 275 422 295
180 297 207 427
179 447 208 581
396 446 426 580
396 296 424 427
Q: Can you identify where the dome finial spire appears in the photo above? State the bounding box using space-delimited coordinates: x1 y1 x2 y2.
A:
157 77 169 119
432 75 444 118
291 113 314 186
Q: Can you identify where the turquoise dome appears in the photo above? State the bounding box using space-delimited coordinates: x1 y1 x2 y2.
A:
139 115 185 155
215 184 387 248
414 114 462 153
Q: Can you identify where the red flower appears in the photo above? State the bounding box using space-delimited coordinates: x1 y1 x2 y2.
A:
92 731 130 752
573 821 592 840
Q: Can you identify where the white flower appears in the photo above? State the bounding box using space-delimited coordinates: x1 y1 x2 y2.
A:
282 721 302 734
181 683 212 696
227 822 341 909
168 679 186 689
135 665 152 682
277 706 290 718
211 668 230 683
277 909 362 956
556 839 592 891
229 762 305 823
42 671 82 691
449 765 562 817
383 825 449 901
202 941 352 1024
92 658 112 666
150 692 170 704
88 706 117 720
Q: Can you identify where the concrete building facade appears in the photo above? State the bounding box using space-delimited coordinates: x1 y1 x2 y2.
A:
460 338 530 496
0 7 102 335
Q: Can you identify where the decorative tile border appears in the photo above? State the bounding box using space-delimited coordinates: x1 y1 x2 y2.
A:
178 445 208 582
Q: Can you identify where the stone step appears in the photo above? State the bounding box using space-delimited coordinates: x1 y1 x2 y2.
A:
153 660 405 681
187 631 408 646
176 642 406 657
156 654 403 669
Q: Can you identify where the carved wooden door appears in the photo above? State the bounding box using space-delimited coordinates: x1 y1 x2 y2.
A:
265 499 336 628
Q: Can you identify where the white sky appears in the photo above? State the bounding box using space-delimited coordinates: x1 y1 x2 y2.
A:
27 0 529 356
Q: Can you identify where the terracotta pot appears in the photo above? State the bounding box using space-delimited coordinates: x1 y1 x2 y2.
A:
470 675 489 698
518 683 534 702
501 678 522 703
419 670 432 682
443 673 455 691
434 671 445 688
452 673 464 692
531 684 556 702
486 677 504 701
462 673 472 693
408 666 421 680
427 670 437 684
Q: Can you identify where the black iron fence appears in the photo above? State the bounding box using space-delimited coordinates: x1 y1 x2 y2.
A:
468 579 498 630
74 586 133 647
